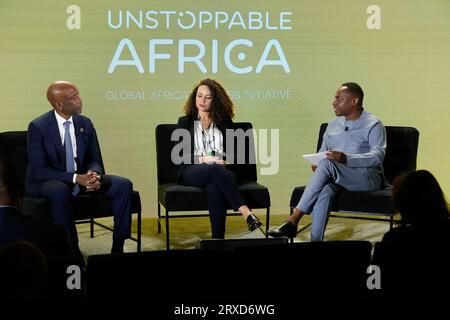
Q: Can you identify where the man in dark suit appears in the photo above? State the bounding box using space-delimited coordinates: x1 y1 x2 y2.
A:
25 81 132 254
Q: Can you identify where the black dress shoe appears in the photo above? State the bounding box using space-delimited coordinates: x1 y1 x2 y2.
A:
247 214 262 231
268 221 297 238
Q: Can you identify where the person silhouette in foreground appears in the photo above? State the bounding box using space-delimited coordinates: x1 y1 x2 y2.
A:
377 169 450 296
0 158 72 258
0 241 48 300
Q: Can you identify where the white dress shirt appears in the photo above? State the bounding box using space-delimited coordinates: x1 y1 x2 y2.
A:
193 120 224 157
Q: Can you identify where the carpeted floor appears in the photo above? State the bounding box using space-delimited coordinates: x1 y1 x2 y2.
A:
77 213 395 259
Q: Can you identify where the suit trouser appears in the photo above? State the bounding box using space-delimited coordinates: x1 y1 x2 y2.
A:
181 164 245 239
37 175 132 247
296 158 382 241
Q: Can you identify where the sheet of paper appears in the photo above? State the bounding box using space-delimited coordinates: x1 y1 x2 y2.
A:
302 151 328 165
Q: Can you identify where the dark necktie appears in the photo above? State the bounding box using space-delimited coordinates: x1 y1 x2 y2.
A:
63 121 79 196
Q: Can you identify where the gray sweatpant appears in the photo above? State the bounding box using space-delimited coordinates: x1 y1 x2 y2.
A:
296 158 382 241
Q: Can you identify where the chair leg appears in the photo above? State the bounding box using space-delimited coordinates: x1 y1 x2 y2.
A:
157 202 161 233
265 207 270 238
90 218 94 238
137 210 142 252
165 210 170 251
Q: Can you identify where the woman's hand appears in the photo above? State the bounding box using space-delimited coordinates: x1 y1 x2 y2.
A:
213 159 227 166
199 156 226 166
199 156 215 164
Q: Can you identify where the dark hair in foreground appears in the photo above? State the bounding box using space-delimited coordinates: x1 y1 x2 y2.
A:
341 82 364 107
0 241 48 300
0 158 22 206
183 78 235 126
392 169 449 226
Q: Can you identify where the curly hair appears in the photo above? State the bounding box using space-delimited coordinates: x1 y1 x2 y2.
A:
183 78 235 126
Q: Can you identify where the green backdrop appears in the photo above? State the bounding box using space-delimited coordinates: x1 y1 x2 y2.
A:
1 0 449 217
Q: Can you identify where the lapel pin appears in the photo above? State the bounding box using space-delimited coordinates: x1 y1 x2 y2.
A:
80 128 84 133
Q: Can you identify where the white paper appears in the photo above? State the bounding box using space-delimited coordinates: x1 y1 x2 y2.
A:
302 151 327 165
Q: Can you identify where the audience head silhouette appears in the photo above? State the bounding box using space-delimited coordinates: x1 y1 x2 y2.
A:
0 241 48 300
392 169 449 226
0 158 22 208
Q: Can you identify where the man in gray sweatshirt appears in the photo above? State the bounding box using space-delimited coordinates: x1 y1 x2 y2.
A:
269 82 386 241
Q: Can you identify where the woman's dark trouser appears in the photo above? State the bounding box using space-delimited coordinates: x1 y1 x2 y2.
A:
181 164 245 239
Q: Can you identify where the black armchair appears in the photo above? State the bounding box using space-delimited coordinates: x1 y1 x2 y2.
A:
289 124 419 236
155 122 271 250
0 131 142 252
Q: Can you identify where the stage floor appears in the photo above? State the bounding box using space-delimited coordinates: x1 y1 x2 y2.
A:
77 213 395 258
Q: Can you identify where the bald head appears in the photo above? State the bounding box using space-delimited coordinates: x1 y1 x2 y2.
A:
46 81 83 119
46 81 72 107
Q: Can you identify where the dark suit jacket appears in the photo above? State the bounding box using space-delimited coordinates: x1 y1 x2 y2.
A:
0 206 72 258
25 110 103 196
175 115 238 183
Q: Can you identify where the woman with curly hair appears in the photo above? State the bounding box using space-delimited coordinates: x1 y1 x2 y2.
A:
175 78 262 239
